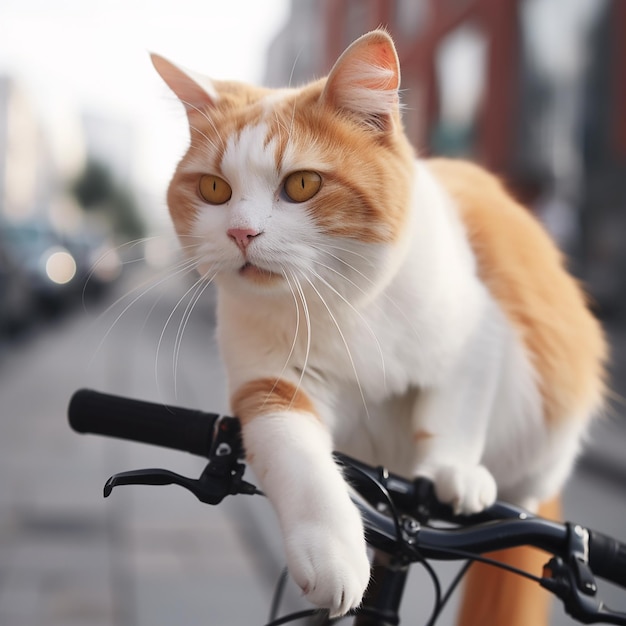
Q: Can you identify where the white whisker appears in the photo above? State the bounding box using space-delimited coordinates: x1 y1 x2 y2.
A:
317 242 376 267
312 253 373 296
94 254 198 324
316 244 422 339
288 48 303 89
255 267 303 414
172 272 217 398
180 98 226 152
301 275 371 420
189 124 222 154
310 263 387 388
81 236 160 311
88 255 201 368
288 92 298 143
286 269 312 409
155 267 213 399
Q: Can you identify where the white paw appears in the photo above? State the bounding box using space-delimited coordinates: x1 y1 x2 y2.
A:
431 464 497 514
285 521 370 617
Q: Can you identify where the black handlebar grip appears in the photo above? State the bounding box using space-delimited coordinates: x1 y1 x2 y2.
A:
68 389 222 458
588 529 626 587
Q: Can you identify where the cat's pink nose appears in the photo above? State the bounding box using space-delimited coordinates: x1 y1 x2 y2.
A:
227 227 260 252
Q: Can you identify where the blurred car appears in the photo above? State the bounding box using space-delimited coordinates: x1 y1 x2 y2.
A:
0 219 123 317
62 230 122 300
0 237 36 333
0 220 81 315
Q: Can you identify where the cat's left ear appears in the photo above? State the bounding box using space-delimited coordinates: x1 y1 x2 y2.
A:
151 53 218 117
321 30 400 132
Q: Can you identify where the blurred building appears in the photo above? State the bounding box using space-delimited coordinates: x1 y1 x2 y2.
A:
0 71 144 244
264 0 326 88
266 0 626 315
0 76 56 223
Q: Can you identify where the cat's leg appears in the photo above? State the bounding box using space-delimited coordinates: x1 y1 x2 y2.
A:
232 379 370 617
411 307 511 514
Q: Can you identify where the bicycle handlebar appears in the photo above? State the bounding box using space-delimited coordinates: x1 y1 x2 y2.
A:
68 388 626 605
69 388 222 458
589 530 626 589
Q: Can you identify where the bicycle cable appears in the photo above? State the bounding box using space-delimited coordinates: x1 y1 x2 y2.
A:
263 608 324 626
415 544 544 585
343 462 404 543
268 568 290 622
423 560 472 626
344 462 445 626
415 555 444 626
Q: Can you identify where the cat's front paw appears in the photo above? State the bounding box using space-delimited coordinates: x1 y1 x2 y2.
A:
285 522 370 617
427 464 497 514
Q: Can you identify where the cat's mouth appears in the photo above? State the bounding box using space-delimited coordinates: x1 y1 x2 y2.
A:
239 262 283 284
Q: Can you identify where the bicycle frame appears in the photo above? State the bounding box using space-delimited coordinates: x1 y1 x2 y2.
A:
353 555 411 626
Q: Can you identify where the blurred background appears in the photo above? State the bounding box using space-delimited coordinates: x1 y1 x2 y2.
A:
0 0 624 625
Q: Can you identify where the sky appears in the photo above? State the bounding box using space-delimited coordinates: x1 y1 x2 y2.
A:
0 0 291 225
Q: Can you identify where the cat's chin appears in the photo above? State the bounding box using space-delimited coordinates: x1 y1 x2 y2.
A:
239 262 283 286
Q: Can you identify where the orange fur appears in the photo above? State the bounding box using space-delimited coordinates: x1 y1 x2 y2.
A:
456 496 561 626
427 158 607 423
166 172 204 231
263 81 415 244
413 429 434 443
231 378 318 425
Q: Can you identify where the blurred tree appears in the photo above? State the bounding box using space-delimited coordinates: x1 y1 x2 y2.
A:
72 159 113 208
71 158 145 239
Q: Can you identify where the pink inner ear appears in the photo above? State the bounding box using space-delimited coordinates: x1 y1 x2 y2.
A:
359 41 400 91
322 31 401 123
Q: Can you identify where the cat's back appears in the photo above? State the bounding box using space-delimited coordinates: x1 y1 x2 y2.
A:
426 158 606 423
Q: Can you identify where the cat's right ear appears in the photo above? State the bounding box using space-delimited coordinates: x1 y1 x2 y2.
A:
321 30 401 132
150 53 218 116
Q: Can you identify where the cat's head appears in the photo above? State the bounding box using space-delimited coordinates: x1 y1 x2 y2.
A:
153 30 415 301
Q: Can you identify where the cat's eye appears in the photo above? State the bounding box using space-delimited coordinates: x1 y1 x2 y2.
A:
198 175 232 205
283 171 322 203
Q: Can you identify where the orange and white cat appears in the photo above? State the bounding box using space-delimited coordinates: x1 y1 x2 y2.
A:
152 30 606 619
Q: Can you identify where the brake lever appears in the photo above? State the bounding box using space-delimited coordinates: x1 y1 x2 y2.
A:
103 414 259 505
104 462 259 505
541 523 626 625
542 556 626 624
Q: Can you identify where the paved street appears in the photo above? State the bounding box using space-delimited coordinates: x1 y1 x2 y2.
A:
0 263 625 625
0 266 281 626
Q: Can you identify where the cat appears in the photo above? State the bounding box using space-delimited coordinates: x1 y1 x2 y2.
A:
151 29 607 619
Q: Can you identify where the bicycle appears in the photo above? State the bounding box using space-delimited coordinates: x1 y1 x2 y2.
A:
68 388 626 625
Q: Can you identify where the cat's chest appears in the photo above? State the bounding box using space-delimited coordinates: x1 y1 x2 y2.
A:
293 297 424 402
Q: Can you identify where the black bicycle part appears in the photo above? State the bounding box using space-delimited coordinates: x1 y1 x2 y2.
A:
589 530 626 589
268 568 290 623
68 388 626 625
101 410 257 505
539 523 626 625
69 388 243 458
70 389 255 504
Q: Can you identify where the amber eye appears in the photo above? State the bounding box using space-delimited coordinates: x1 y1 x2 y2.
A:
283 171 322 203
198 175 232 205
